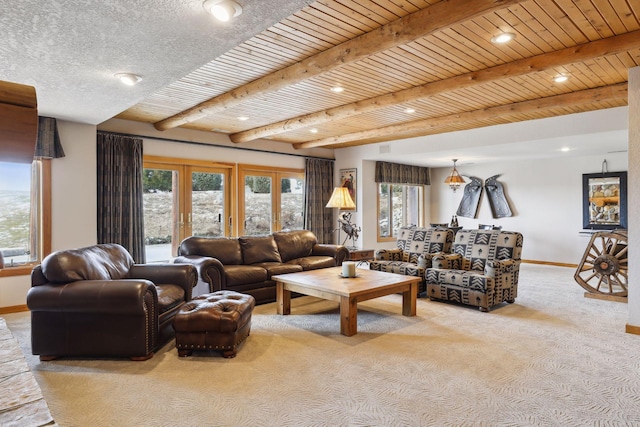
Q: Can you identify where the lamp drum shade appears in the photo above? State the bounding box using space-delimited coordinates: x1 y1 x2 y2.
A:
326 187 355 209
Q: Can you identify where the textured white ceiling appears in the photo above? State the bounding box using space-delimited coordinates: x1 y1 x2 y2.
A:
0 0 314 124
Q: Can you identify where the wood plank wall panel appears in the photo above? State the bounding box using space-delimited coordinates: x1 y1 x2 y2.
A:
117 0 638 147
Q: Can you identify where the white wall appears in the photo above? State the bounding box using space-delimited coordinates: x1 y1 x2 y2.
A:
334 150 627 265
0 119 332 309
628 66 640 328
430 153 627 264
0 120 97 308
0 110 633 308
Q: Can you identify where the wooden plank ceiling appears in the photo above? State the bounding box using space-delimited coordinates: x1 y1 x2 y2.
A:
117 0 639 149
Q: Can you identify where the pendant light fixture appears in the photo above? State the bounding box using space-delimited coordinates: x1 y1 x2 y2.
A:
444 159 465 192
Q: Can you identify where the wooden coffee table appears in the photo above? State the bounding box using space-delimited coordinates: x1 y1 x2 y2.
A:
273 266 419 336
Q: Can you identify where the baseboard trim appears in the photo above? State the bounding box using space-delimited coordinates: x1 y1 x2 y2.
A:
626 324 640 335
0 305 29 315
522 259 578 268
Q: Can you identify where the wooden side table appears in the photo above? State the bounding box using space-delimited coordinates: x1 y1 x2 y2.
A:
347 249 375 262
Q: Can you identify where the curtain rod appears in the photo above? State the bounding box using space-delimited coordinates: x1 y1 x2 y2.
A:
97 130 334 161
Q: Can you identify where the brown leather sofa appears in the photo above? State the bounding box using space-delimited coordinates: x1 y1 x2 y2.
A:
27 243 198 361
173 230 349 305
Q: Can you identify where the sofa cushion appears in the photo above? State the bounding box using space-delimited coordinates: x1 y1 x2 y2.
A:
287 256 335 270
272 230 316 262
224 265 268 286
369 260 424 278
401 228 452 263
254 262 303 279
41 243 133 283
155 284 186 314
426 269 493 292
179 237 242 265
239 236 282 264
453 230 523 271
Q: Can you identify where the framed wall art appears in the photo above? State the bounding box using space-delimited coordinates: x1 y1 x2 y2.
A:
582 171 627 230
339 168 357 210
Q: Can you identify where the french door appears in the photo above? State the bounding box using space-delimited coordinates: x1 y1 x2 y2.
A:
238 165 304 236
143 156 234 262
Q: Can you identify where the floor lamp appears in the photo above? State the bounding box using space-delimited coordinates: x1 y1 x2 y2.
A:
326 187 359 248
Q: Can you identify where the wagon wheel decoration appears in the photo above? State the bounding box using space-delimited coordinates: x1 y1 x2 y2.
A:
574 230 628 297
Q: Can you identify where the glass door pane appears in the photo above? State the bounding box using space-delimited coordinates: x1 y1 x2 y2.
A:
190 171 226 238
143 168 180 262
279 176 304 231
244 174 272 235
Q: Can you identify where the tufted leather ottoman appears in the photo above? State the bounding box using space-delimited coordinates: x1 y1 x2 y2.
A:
173 291 255 358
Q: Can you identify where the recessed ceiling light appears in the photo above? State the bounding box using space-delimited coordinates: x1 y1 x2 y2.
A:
404 108 416 114
560 147 571 152
554 74 569 83
203 0 243 22
114 73 142 86
491 32 516 44
330 86 344 93
310 128 318 133
237 116 249 121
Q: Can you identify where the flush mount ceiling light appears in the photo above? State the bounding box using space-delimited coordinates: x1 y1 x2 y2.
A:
554 74 570 83
114 73 142 86
203 0 243 22
444 159 466 192
490 32 516 44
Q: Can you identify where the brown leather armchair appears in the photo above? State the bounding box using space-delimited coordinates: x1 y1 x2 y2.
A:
27 243 197 361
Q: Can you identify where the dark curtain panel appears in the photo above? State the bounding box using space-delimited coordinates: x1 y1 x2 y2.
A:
375 161 430 185
34 116 65 159
304 158 334 244
97 132 146 263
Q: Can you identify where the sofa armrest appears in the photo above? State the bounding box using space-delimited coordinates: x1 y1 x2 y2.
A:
129 263 198 301
484 259 520 278
27 280 157 314
431 252 462 270
311 244 349 265
173 255 225 293
374 248 402 261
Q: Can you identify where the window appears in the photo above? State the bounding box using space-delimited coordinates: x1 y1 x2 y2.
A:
378 183 423 241
0 160 51 276
143 156 234 262
238 165 304 236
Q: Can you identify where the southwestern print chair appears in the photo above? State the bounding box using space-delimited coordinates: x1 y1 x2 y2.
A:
369 226 454 294
425 229 523 312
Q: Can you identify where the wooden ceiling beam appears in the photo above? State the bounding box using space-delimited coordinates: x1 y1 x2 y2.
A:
292 82 629 149
231 30 640 143
153 0 523 131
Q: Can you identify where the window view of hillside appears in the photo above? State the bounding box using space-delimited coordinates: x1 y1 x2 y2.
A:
143 170 304 262
0 162 32 265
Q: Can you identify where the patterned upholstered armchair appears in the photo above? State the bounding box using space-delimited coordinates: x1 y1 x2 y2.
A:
369 226 454 293
425 229 524 312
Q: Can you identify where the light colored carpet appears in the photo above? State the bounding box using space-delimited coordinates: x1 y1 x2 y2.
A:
4 264 640 427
